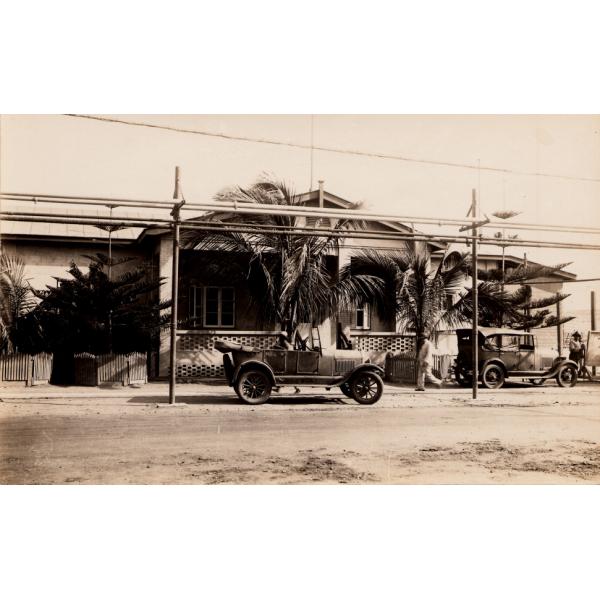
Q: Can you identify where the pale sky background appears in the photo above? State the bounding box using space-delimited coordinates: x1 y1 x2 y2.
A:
1 114 599 314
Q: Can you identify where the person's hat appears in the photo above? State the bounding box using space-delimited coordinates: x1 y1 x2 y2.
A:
573 331 581 338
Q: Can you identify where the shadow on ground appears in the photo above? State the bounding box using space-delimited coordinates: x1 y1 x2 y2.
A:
127 394 350 406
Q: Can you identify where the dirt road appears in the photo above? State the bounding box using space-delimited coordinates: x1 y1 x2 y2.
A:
1 383 599 483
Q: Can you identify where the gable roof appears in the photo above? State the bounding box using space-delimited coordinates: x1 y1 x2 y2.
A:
139 187 446 251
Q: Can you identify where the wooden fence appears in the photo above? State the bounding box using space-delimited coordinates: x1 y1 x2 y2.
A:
385 352 455 384
73 353 148 386
0 353 53 386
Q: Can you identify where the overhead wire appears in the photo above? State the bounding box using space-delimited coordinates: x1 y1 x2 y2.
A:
62 114 600 184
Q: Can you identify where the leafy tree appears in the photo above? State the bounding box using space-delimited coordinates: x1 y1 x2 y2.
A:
0 253 39 353
472 262 574 330
184 176 382 336
32 254 171 355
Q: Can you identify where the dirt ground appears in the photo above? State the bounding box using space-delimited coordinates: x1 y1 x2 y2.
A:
1 381 599 484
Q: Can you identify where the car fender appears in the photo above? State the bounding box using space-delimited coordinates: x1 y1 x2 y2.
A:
545 358 579 378
340 363 384 385
233 360 276 386
480 359 507 377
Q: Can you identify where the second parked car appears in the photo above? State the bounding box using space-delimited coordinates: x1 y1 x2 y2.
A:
455 327 579 389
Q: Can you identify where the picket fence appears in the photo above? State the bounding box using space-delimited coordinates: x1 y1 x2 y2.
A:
73 353 148 386
0 353 53 386
385 352 455 384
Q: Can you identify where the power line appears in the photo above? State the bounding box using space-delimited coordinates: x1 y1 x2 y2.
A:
4 192 600 237
63 114 600 184
4 210 600 252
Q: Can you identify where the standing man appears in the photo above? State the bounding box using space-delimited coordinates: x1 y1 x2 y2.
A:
415 333 442 391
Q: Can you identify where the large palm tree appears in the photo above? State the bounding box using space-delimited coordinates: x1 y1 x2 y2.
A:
0 253 37 353
183 176 383 336
343 248 470 349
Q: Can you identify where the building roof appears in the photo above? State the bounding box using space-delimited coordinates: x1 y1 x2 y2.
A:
0 205 143 243
477 253 577 281
144 187 446 251
2 187 447 252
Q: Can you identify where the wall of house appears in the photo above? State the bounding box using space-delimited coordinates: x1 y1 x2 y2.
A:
2 239 146 290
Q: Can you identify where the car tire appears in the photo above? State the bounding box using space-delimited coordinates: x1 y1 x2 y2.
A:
455 367 472 387
339 382 353 398
235 369 272 404
350 371 384 405
481 364 505 389
556 364 578 388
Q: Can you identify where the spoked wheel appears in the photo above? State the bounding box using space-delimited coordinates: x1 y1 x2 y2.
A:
529 378 545 386
556 364 578 388
350 372 384 405
235 369 272 404
481 364 505 389
339 382 353 398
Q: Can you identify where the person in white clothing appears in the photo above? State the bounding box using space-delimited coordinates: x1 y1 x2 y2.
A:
415 334 442 391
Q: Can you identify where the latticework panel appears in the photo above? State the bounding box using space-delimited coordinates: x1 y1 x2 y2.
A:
354 334 415 354
178 333 279 352
176 364 225 378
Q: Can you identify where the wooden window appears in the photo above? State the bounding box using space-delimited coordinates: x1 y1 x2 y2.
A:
354 303 371 330
191 286 235 328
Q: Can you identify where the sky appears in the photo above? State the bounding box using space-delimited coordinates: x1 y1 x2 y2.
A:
1 114 599 314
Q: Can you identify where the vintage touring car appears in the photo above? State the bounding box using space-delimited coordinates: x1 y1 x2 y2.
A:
215 338 385 405
454 327 579 389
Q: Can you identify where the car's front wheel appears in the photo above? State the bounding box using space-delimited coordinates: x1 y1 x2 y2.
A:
556 364 578 388
481 364 505 389
350 372 384 405
235 369 272 404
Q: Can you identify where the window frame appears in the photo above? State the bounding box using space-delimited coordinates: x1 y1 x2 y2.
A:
354 303 371 330
191 285 235 328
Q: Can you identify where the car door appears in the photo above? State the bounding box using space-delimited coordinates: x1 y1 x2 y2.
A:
516 335 535 371
498 335 520 371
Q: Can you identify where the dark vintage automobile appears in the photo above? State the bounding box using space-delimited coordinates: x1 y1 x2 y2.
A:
215 338 385 405
454 327 579 390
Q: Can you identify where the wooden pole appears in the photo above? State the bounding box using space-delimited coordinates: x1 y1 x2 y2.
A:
471 189 478 400
592 290 596 376
168 167 184 405
556 299 562 357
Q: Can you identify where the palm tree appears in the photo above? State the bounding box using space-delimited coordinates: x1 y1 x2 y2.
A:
0 253 37 353
341 248 470 350
183 176 383 336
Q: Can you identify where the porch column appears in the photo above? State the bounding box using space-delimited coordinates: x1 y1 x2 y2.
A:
158 236 174 377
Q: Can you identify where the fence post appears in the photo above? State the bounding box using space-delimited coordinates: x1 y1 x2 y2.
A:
27 355 34 387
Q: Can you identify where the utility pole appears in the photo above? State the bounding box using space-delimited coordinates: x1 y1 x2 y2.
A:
169 166 185 405
459 189 487 399
556 299 562 357
591 290 596 376
470 189 479 400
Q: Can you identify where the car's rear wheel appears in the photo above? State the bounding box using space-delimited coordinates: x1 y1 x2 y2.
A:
455 367 472 387
350 372 384 405
556 364 577 388
235 369 272 404
481 364 505 389
339 382 353 398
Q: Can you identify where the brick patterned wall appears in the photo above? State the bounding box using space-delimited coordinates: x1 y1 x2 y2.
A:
176 331 280 378
175 331 415 377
